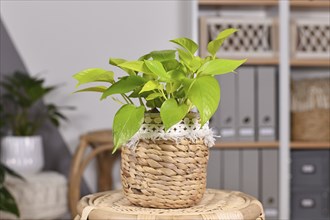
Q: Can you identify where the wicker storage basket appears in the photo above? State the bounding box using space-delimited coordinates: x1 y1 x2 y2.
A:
291 78 330 142
121 113 213 209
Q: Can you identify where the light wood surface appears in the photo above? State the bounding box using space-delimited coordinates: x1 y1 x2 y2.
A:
75 189 265 220
291 141 330 149
291 58 330 67
199 0 330 8
199 0 278 6
214 141 279 148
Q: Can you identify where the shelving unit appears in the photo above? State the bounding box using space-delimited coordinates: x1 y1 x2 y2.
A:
214 141 279 149
199 0 330 8
193 0 329 219
214 141 330 149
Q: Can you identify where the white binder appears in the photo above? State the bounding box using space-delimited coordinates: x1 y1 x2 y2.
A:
261 149 279 220
207 148 222 189
216 73 237 141
241 149 260 199
257 66 277 141
237 67 256 141
223 149 240 191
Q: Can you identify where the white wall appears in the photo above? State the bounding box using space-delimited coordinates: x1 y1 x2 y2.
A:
1 0 194 191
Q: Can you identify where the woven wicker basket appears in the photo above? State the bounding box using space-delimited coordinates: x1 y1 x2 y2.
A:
291 78 330 142
121 113 212 209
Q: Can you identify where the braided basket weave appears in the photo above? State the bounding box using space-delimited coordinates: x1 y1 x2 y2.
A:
121 113 211 209
291 78 329 141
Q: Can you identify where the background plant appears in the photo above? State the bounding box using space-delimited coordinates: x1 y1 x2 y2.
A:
73 28 246 152
0 163 23 217
0 71 70 136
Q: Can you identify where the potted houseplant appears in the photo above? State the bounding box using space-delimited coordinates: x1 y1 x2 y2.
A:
0 71 70 175
73 28 246 208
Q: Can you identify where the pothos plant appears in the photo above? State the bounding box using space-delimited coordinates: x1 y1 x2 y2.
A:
73 28 246 152
0 71 71 136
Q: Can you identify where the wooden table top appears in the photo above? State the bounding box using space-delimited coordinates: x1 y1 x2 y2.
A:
75 189 264 220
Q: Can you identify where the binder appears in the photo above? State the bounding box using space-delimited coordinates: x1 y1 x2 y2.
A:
237 67 256 141
223 150 240 191
261 149 279 220
216 73 237 141
241 149 259 199
207 148 222 189
257 66 277 141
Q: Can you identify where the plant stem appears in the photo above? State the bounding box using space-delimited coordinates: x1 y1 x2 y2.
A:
123 94 134 104
138 97 146 108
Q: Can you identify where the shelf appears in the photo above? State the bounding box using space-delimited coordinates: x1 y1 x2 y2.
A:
290 0 330 8
291 141 330 149
199 0 330 8
214 141 279 149
291 58 330 67
221 57 329 67
213 141 330 149
244 58 279 66
199 0 278 6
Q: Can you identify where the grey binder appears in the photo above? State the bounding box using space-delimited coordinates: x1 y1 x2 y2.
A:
241 149 259 199
216 74 237 141
257 66 277 141
207 148 222 189
237 67 256 141
223 149 240 191
261 149 279 220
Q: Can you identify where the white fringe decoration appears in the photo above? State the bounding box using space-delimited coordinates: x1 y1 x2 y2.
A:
126 113 216 149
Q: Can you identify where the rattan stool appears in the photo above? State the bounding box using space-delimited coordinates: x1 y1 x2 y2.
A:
75 189 265 220
68 129 120 217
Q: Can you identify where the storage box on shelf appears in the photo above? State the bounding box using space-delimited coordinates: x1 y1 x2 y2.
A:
291 18 330 59
199 16 278 59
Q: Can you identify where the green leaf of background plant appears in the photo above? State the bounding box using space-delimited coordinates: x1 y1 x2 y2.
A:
144 60 170 82
139 80 160 94
170 38 198 55
160 98 189 131
187 76 220 126
0 187 20 217
109 58 136 76
74 86 107 93
198 59 246 76
101 76 146 99
207 28 237 57
73 68 114 86
150 50 176 62
113 104 145 152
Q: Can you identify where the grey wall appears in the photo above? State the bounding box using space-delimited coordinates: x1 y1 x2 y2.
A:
0 18 90 195
1 1 194 191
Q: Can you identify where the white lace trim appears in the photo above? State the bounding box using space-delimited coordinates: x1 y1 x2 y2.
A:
126 113 216 149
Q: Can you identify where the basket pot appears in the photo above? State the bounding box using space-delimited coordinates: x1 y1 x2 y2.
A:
0 136 44 176
121 113 211 209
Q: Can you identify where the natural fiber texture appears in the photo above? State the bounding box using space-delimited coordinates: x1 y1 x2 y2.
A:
291 78 329 112
291 78 330 141
76 189 265 220
292 109 330 141
121 138 209 208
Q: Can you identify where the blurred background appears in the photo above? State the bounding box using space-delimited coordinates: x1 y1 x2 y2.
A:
0 1 329 220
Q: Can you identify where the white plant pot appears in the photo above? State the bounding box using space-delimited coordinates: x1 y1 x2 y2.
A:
0 136 44 175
